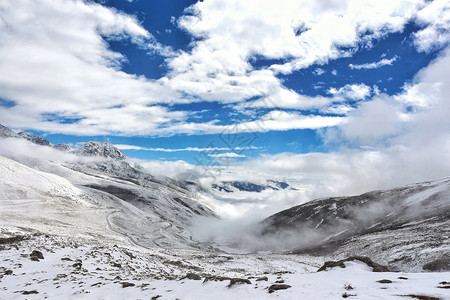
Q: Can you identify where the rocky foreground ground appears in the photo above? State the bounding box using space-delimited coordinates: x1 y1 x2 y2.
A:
1 230 449 300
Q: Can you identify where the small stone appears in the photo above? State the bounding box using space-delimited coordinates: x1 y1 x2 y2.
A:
91 282 102 287
377 279 392 284
256 276 268 281
186 273 201 280
121 282 135 288
21 290 39 295
268 284 291 293
227 278 251 288
342 292 356 298
61 257 72 261
30 250 44 260
5 270 13 275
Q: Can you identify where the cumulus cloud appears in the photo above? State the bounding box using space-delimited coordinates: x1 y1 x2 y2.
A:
246 86 331 109
328 83 372 100
1 0 448 136
0 0 185 135
326 96 404 145
168 0 425 104
413 0 450 52
247 47 450 198
0 0 448 137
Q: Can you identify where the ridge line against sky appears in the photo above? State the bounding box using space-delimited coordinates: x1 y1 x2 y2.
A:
0 0 449 171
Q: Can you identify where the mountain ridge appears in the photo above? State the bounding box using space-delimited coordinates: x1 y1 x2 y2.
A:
257 176 450 271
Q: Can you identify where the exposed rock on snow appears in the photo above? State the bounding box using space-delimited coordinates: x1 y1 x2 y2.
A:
317 256 390 272
268 284 291 293
30 250 45 261
227 278 251 287
422 257 450 272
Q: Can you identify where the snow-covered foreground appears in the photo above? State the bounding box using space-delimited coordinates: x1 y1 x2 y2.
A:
0 232 449 300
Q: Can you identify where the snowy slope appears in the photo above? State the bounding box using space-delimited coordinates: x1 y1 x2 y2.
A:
0 125 20 138
0 232 449 300
258 177 450 271
0 145 217 250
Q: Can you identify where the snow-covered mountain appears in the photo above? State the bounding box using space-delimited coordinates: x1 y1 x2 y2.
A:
0 125 217 250
212 179 295 193
74 141 126 159
17 131 53 146
0 124 20 138
258 177 450 272
0 125 53 147
53 143 73 151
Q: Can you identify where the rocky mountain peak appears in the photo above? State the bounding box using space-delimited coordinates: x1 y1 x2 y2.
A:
0 124 20 138
54 144 73 151
74 141 126 159
18 131 52 146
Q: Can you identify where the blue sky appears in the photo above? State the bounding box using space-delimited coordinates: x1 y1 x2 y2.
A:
0 0 449 172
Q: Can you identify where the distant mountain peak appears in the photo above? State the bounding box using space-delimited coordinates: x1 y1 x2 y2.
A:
75 141 126 159
212 179 294 193
18 131 52 146
54 144 73 152
0 124 20 138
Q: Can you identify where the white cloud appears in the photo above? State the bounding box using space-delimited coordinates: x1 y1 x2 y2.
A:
0 0 447 136
321 104 354 115
246 83 371 110
327 96 403 145
114 144 260 152
313 68 326 75
137 159 199 179
167 0 427 105
246 86 331 109
119 111 344 136
349 56 398 70
208 152 245 158
328 83 371 100
0 0 181 135
208 46 450 212
413 0 450 52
